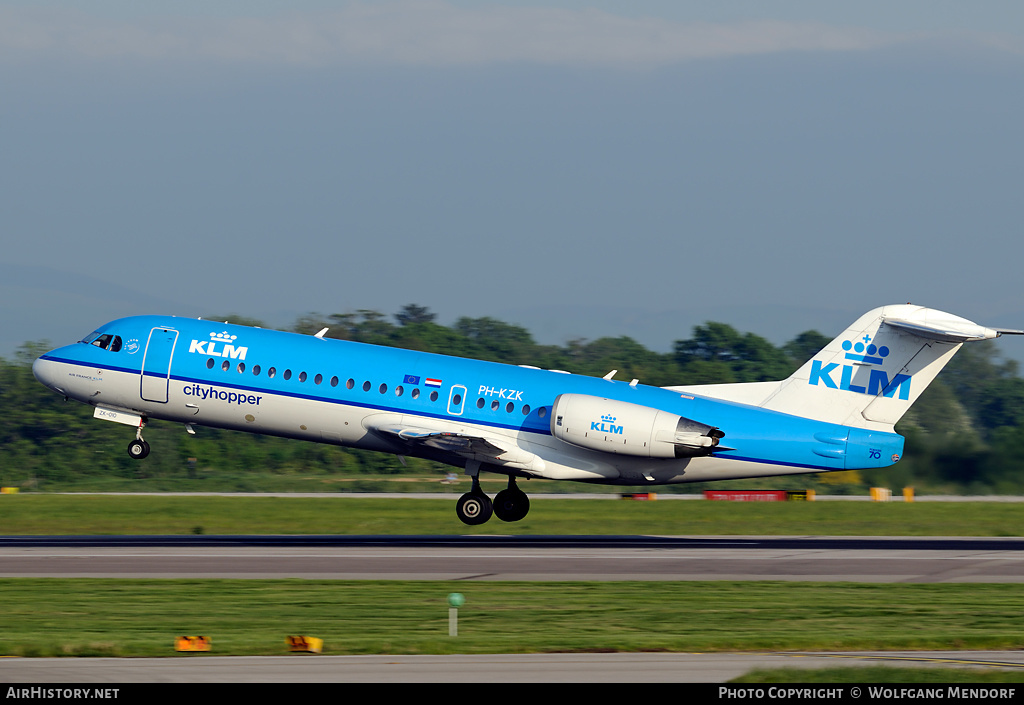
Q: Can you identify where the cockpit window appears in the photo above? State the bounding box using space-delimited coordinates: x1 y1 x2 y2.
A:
88 333 123 351
80 331 102 345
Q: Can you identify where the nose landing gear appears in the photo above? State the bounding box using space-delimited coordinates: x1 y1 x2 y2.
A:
127 421 150 459
127 438 150 459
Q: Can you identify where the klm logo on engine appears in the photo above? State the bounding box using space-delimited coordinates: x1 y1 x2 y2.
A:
809 335 910 400
189 331 248 361
591 414 623 434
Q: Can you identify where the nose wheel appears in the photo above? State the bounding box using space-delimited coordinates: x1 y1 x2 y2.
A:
127 438 150 459
127 421 150 459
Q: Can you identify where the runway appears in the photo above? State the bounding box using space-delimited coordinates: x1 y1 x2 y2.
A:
2 535 1022 683
2 651 1024 683
1 535 1022 582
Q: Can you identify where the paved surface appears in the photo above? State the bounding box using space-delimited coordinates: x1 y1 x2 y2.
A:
0 536 1022 582
2 651 1023 683
3 532 1022 682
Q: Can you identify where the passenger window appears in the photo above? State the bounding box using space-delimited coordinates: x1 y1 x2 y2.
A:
522 405 531 415
331 376 339 387
411 388 420 399
207 359 215 369
395 386 404 397
476 398 485 409
362 381 371 392
315 374 323 385
268 367 276 378
429 391 438 402
222 360 230 371
284 370 292 380
253 365 261 376
299 371 307 382
237 362 245 373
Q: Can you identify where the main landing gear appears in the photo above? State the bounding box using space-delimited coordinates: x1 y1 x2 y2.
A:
456 473 530 526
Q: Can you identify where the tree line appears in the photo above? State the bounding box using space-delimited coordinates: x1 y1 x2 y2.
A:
3 304 1023 493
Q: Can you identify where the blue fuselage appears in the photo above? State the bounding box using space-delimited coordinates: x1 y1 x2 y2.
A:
34 315 905 485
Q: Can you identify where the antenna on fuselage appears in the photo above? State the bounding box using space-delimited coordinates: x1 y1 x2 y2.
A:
314 328 329 339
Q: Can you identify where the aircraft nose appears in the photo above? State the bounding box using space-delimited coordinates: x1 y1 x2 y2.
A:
32 355 60 392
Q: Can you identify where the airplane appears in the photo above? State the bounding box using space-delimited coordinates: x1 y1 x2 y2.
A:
32 304 1022 525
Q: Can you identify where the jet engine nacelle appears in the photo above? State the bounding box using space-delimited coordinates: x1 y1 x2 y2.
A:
550 394 724 459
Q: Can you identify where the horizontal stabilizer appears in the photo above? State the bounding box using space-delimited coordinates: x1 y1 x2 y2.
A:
882 312 1024 343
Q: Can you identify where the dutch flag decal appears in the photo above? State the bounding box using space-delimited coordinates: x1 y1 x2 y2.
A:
425 378 442 387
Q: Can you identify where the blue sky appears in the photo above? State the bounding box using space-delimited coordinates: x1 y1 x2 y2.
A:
2 1 1023 365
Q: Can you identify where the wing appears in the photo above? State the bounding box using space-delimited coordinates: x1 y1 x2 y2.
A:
381 426 507 458
365 415 542 471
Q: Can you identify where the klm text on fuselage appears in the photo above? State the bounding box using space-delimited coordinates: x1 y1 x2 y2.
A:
188 338 248 360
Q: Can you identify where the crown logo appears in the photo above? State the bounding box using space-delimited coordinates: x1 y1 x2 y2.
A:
842 335 889 364
601 414 616 423
211 331 238 343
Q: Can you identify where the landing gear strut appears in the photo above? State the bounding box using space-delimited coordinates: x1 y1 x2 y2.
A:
455 463 531 526
127 421 150 459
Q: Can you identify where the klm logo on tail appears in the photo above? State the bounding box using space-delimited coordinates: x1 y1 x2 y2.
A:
809 335 911 400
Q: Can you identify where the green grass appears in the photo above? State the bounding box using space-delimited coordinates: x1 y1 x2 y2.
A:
0 494 1020 535
2 496 1021 678
0 580 1022 658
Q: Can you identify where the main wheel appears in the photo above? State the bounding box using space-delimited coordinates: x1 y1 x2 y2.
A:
127 439 150 459
456 492 493 525
493 488 530 522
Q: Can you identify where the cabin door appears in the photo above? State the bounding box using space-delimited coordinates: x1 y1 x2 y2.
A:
140 327 179 403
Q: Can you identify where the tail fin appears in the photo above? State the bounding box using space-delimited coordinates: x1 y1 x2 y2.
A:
759 305 1022 431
